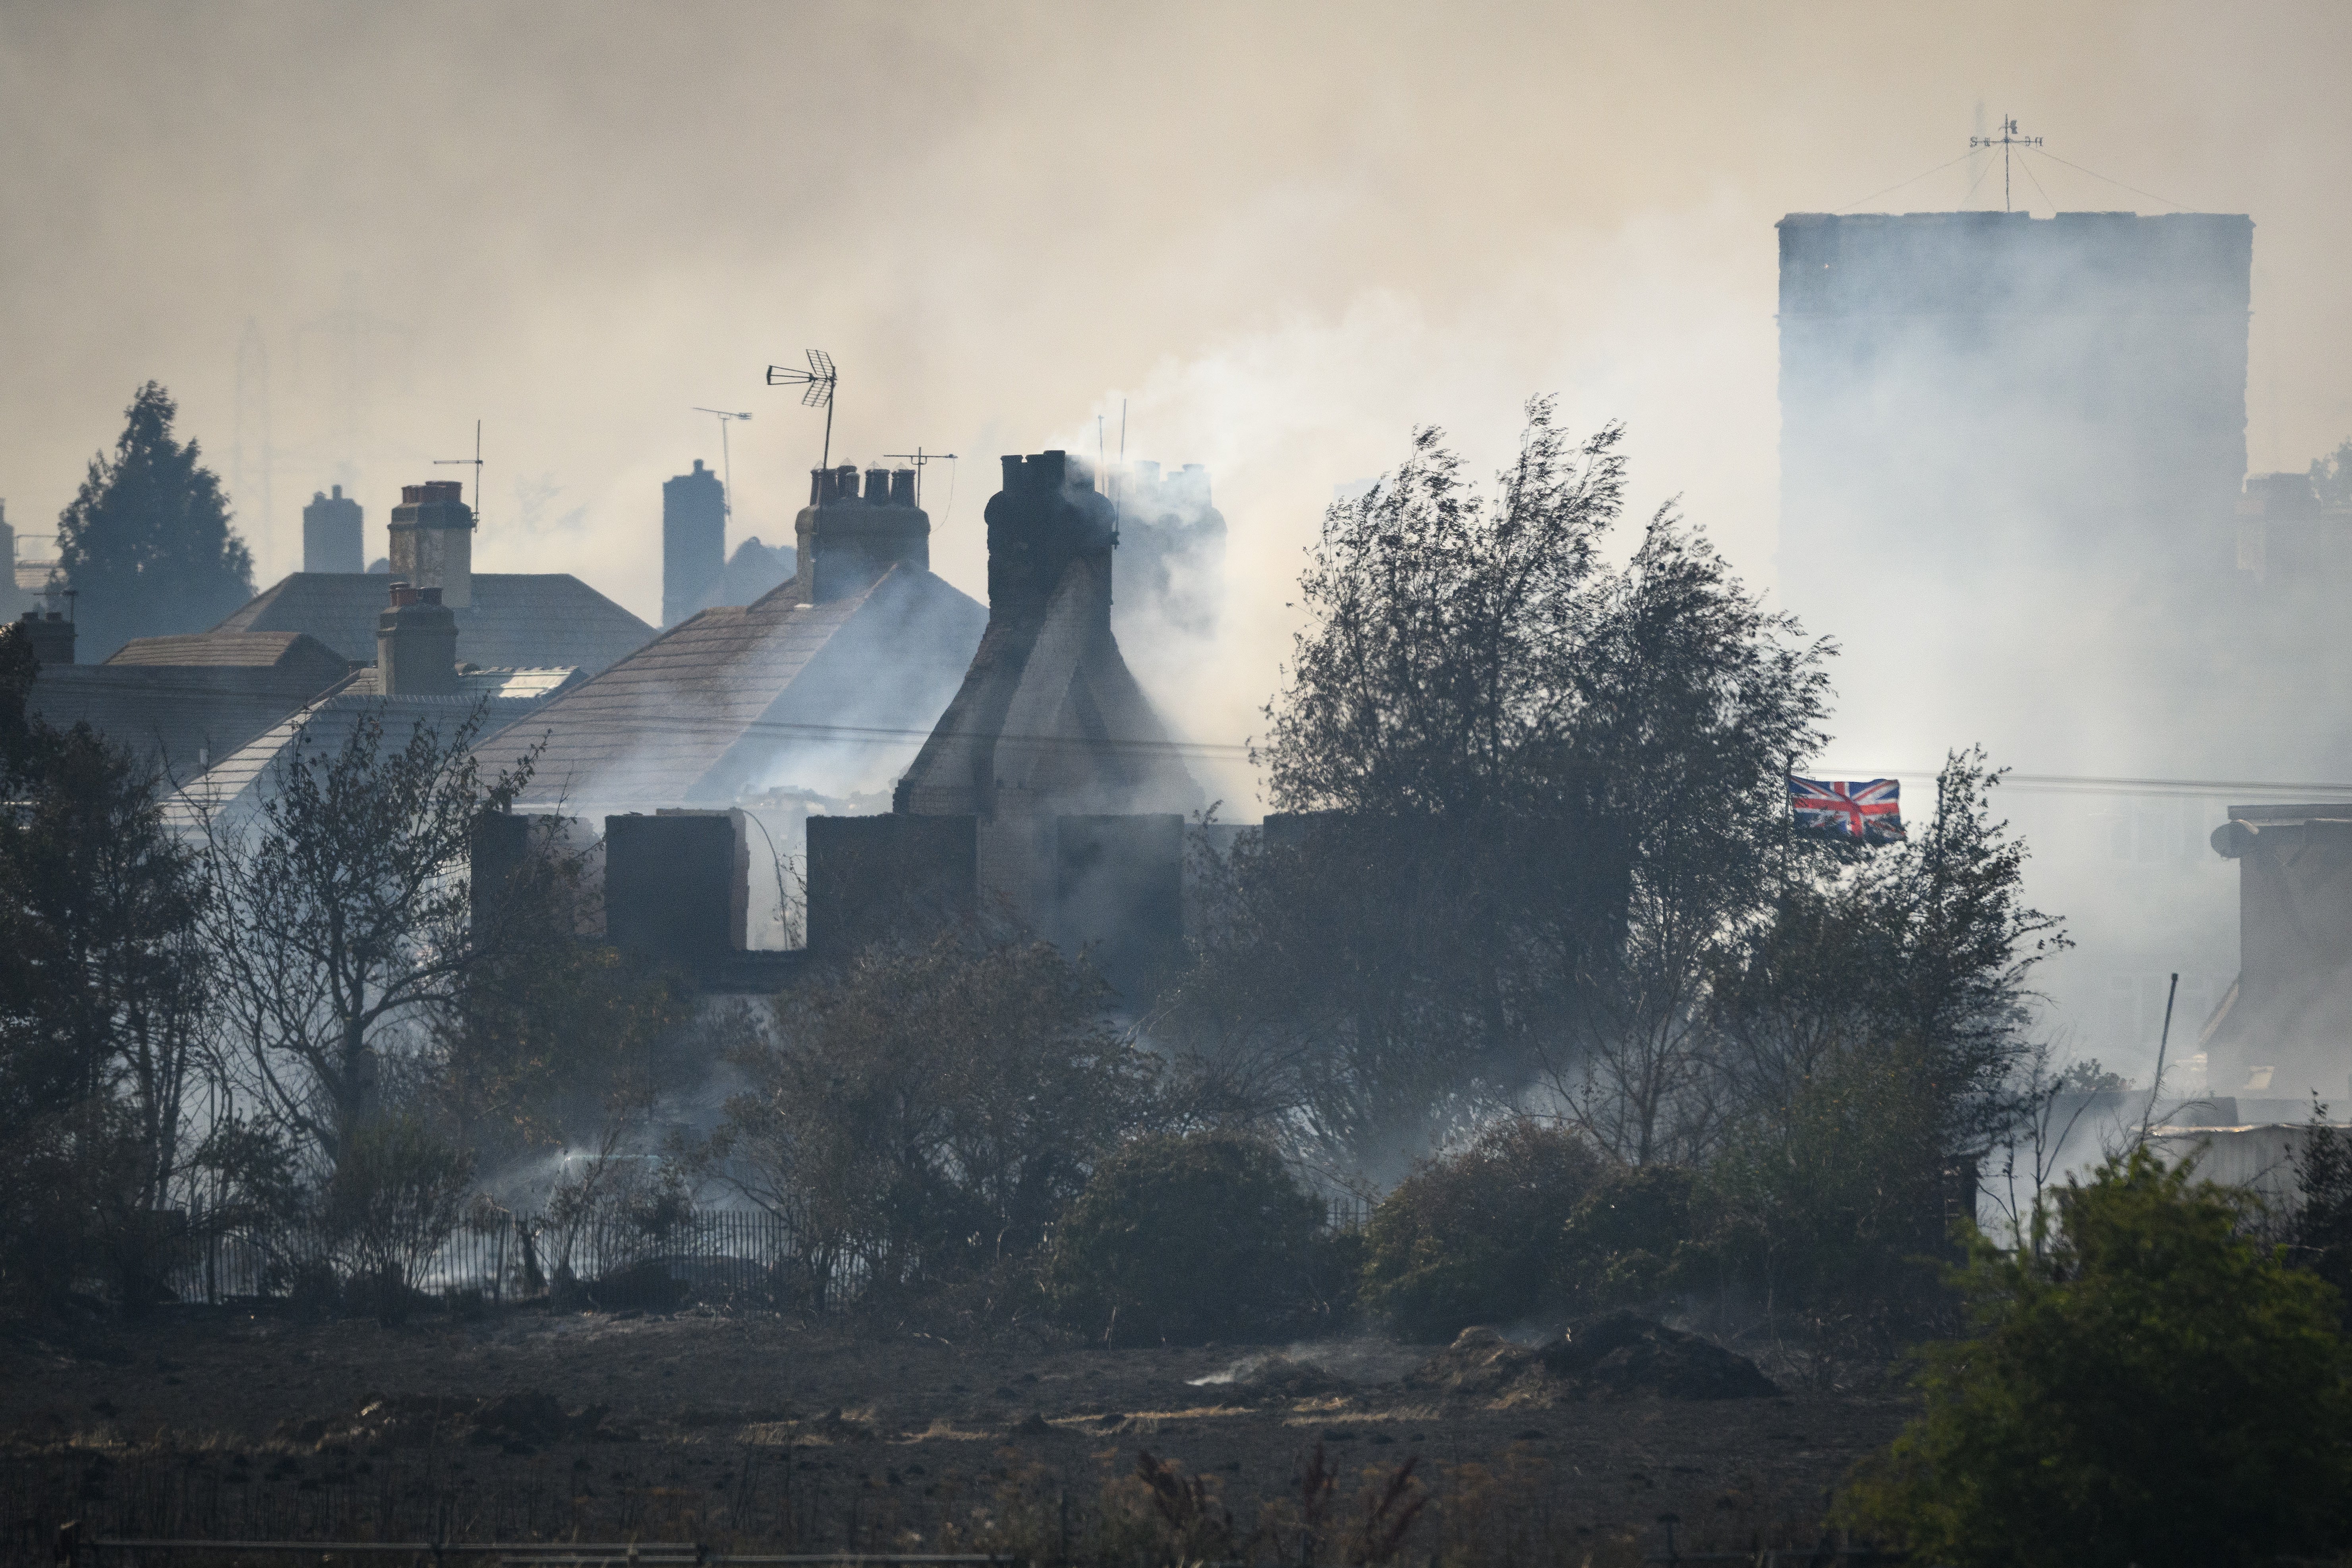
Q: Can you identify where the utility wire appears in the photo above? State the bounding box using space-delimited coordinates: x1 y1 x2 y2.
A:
1812 768 2352 801
2016 147 2060 216
1834 150 1983 214
1960 148 2000 209
2027 147 2192 213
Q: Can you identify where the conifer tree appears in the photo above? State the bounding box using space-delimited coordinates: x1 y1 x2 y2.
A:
55 383 255 660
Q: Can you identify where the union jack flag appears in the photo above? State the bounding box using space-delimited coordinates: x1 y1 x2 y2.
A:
1789 776 1905 842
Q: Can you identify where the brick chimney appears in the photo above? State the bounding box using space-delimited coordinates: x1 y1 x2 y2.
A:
388 480 475 608
986 450 1116 624
793 463 930 603
15 610 72 667
377 580 458 695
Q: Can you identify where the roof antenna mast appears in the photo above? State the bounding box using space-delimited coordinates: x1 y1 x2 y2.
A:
765 350 839 471
881 448 959 512
692 407 753 521
433 419 485 524
1969 114 2042 213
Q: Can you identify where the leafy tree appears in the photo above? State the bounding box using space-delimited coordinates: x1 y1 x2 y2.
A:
2311 436 2352 509
2289 1097 2352 1319
1042 1131 1328 1345
1178 401 1830 1172
700 930 1165 1297
1839 1150 2352 1568
56 383 254 660
1704 756 2064 1334
0 622 211 1311
1359 1117 1604 1340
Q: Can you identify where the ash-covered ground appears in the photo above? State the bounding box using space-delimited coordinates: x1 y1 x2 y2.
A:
0 1307 1911 1562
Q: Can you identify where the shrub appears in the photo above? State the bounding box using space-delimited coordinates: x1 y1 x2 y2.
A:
321 1116 474 1322
1042 1131 1326 1345
1838 1148 2352 1568
1359 1118 1604 1341
704 931 1163 1295
1558 1162 1704 1309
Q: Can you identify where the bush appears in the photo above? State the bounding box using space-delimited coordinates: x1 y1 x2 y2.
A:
705 931 1163 1295
321 1116 474 1323
1360 1118 1604 1341
1838 1149 2352 1568
1042 1131 1326 1345
1559 1163 1704 1309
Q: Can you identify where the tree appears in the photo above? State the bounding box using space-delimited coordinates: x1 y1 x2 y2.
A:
197 704 545 1174
1175 401 1829 1172
56 383 254 660
1707 756 2066 1330
0 623 212 1311
700 930 1164 1297
1840 1150 2352 1568
2288 1098 2352 1320
2311 436 2352 509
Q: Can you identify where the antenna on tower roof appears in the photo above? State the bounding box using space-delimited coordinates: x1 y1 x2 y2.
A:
1969 115 2042 213
432 420 484 526
692 407 753 520
765 349 839 470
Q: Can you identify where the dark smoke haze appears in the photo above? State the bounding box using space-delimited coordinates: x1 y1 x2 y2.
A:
6 1 2352 1086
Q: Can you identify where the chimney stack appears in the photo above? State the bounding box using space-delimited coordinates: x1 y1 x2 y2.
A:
388 480 475 608
793 464 930 603
662 458 725 627
302 484 364 573
986 450 1116 622
377 579 458 695
15 610 73 667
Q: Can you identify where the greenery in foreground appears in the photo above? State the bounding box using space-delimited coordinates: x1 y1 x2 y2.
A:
1840 1150 2352 1568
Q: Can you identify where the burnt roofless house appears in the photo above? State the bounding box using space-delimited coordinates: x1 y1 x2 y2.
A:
494 463 985 813
205 482 653 675
809 450 1200 998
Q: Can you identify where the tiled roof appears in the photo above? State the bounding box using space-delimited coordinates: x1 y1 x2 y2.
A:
341 665 587 700
213 572 655 673
490 565 986 810
168 677 556 834
107 631 354 692
27 664 348 780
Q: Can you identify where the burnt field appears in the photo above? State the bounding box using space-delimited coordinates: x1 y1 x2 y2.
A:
0 1307 1909 1565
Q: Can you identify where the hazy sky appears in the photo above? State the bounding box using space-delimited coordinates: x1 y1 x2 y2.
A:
6 0 2350 786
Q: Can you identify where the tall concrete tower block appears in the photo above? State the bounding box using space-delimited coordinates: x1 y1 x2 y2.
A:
1776 211 2250 759
302 485 364 574
1779 212 2250 593
663 459 725 628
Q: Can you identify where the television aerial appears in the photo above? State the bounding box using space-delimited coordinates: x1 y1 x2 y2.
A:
433 419 485 526
692 407 752 518
882 447 958 512
765 349 838 470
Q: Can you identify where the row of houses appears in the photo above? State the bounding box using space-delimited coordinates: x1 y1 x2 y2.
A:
23 452 1219 1006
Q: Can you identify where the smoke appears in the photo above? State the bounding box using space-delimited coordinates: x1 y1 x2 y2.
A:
11 2 2352 1082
